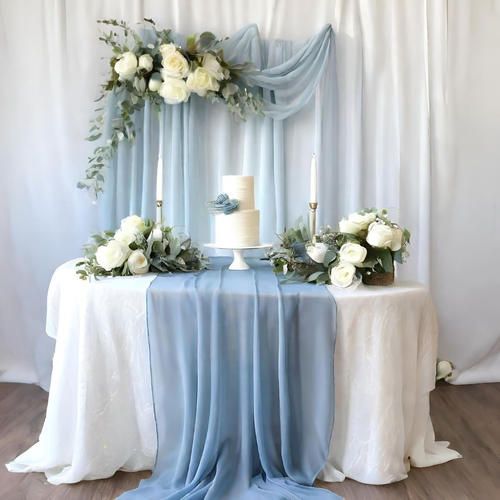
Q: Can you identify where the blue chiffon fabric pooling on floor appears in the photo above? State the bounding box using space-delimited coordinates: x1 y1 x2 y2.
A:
120 258 340 499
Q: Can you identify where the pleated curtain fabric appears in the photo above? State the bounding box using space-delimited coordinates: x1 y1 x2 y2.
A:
98 24 336 246
2 0 500 391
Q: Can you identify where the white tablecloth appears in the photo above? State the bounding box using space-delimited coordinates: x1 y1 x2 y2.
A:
7 261 460 485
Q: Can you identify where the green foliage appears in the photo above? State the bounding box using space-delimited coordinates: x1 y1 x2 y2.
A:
268 209 411 286
76 218 207 280
267 222 338 285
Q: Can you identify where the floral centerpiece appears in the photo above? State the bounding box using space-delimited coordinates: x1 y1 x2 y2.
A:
78 18 264 197
268 209 410 287
76 215 207 279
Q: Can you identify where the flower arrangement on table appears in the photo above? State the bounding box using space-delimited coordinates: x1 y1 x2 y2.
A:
79 18 264 196
76 215 207 279
268 209 410 287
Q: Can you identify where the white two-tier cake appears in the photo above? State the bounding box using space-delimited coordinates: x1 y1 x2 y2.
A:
215 175 260 247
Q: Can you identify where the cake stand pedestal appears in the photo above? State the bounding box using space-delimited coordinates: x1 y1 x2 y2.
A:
204 244 272 271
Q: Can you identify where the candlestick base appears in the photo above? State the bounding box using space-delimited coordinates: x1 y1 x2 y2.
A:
309 202 318 239
156 200 163 226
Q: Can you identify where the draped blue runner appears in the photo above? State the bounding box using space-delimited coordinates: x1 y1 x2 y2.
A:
120 258 340 499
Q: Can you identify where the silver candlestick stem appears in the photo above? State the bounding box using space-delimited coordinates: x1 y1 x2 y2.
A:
309 202 318 240
156 200 163 226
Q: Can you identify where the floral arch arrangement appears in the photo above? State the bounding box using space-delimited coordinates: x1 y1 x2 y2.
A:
78 19 264 196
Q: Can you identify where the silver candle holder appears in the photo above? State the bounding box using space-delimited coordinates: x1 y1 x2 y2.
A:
156 200 163 226
309 201 318 240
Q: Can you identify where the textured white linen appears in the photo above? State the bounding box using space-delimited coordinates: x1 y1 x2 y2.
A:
6 261 157 484
320 283 461 484
1 0 499 390
7 263 460 485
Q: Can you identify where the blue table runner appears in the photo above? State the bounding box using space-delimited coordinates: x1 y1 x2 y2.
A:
120 257 340 499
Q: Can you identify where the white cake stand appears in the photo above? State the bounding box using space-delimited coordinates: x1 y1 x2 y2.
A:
204 243 273 270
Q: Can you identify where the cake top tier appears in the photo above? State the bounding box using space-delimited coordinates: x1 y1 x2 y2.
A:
222 175 255 211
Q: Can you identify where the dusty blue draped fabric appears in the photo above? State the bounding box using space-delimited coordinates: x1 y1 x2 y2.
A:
98 25 336 243
120 258 339 499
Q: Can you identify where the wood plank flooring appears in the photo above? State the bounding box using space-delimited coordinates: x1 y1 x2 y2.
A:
1 382 499 499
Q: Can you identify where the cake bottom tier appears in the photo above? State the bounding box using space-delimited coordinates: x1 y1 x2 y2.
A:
215 210 260 247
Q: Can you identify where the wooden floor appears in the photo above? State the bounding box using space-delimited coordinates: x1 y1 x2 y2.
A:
0 383 499 500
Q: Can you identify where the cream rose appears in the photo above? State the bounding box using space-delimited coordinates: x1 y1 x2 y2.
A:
152 227 163 241
120 215 146 235
339 243 367 265
138 54 153 72
114 228 137 247
390 228 403 251
366 222 394 249
306 242 329 264
127 250 150 275
161 49 189 79
186 67 220 97
202 53 225 80
114 52 138 80
159 77 191 104
330 262 356 288
436 360 454 381
339 218 363 235
95 240 130 271
348 211 376 229
148 73 162 92
159 43 177 58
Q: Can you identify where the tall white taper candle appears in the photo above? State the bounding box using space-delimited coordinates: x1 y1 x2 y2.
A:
156 108 164 224
310 153 317 203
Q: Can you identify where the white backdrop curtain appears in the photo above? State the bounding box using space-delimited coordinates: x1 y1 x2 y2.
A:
0 0 499 388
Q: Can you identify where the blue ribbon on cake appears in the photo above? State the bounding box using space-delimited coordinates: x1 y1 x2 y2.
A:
120 257 340 500
208 193 240 215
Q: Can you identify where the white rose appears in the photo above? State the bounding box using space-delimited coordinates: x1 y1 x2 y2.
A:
114 229 137 247
339 243 367 265
95 240 130 271
330 262 356 288
339 218 363 235
159 43 177 58
148 73 162 92
390 228 403 251
306 242 329 264
186 67 220 97
159 77 191 104
161 49 189 79
127 250 150 275
152 227 163 241
120 215 146 235
114 52 138 80
202 53 225 80
436 360 454 381
348 211 376 230
366 222 394 249
138 54 153 72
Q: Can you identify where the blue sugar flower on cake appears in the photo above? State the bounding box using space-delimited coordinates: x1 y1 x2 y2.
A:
207 193 240 215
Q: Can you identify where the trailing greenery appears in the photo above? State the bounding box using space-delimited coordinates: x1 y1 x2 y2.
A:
78 18 264 197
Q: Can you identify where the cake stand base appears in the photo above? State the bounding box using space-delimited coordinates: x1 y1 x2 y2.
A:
229 249 250 270
204 244 272 271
